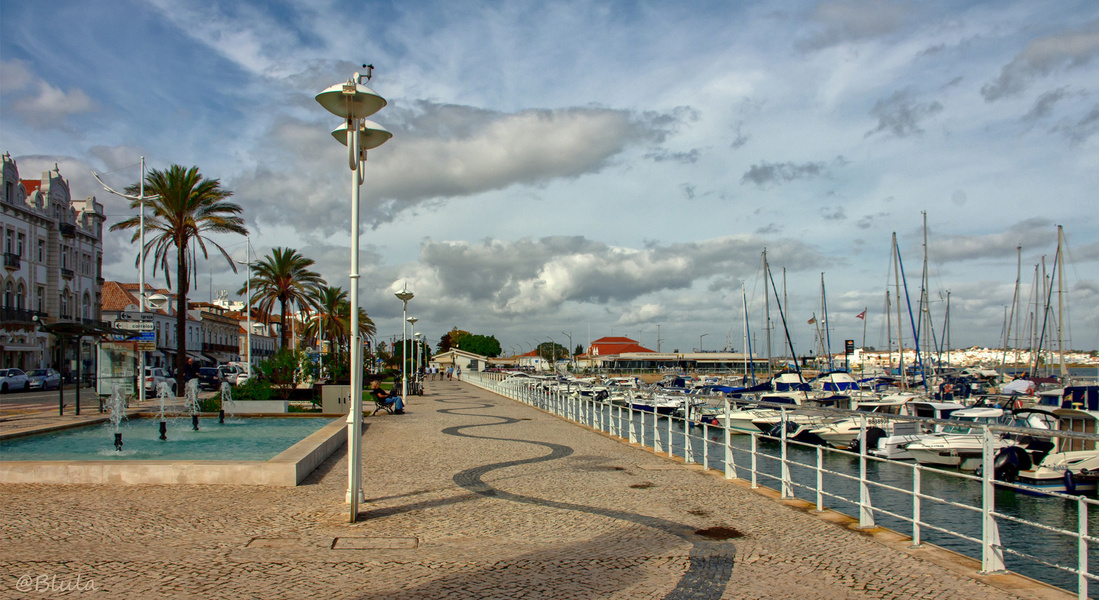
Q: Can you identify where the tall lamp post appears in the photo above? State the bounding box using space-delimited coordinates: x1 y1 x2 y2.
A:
395 288 414 402
699 333 708 353
407 316 418 393
93 157 160 404
413 332 422 391
317 67 391 522
561 331 573 371
235 236 255 377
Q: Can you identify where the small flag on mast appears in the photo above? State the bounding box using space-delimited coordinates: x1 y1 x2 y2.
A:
855 309 867 320
807 316 816 324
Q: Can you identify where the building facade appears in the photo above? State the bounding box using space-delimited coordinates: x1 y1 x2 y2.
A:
1 153 104 373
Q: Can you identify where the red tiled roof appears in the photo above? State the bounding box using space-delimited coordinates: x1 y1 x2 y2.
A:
21 180 41 194
588 337 655 356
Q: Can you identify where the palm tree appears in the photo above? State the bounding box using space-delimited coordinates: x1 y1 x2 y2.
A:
302 286 377 357
110 165 247 381
239 248 326 349
303 286 349 356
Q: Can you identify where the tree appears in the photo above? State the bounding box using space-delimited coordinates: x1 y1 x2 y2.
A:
574 344 584 357
302 286 349 357
111 165 247 381
438 328 501 357
239 248 326 350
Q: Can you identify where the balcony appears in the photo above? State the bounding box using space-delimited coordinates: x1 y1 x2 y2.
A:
3 252 19 270
61 268 74 279
59 223 76 237
1 307 46 324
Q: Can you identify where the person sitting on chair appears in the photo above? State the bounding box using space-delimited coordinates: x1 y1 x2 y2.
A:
369 378 404 414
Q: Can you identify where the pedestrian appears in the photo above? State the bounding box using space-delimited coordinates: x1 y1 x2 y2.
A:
447 366 453 380
456 366 461 381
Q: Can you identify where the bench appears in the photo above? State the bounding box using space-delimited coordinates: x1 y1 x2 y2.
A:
370 391 397 416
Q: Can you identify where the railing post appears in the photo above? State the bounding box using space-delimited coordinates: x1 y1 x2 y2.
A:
780 408 791 498
629 405 637 444
702 421 709 468
653 411 662 454
816 446 824 512
912 466 922 548
724 397 736 479
666 410 673 457
980 425 1005 573
859 413 875 528
1079 495 1089 600
750 432 758 489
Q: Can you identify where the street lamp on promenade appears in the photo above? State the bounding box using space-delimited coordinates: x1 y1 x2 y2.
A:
234 236 255 377
94 157 160 405
699 333 708 353
316 66 390 522
407 316 418 395
395 288 414 403
414 331 422 391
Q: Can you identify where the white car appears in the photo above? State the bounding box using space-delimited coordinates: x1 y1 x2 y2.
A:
0 368 29 393
144 367 177 394
218 364 240 385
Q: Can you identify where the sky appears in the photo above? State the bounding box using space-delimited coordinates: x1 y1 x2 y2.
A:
2 0 1098 358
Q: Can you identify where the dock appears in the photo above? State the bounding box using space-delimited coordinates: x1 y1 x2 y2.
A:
0 379 1070 599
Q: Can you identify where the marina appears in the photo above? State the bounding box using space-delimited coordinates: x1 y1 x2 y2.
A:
469 370 1099 598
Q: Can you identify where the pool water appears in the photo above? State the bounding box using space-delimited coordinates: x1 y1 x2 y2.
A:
0 417 334 461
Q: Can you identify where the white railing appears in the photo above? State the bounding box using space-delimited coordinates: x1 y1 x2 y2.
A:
465 371 1098 599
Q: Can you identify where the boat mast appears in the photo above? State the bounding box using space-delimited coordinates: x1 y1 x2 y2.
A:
892 233 906 390
821 273 834 371
886 290 892 376
1000 245 1021 375
1056 225 1068 380
742 283 754 383
763 249 773 379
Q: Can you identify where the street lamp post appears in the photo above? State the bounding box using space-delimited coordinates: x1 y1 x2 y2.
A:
93 157 161 404
317 67 390 522
699 333 708 353
414 332 422 392
395 288 414 403
561 331 573 371
235 236 255 377
407 316 418 394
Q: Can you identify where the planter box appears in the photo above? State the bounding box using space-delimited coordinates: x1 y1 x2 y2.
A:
228 400 289 414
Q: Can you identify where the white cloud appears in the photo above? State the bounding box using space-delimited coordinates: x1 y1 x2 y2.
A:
2 59 96 129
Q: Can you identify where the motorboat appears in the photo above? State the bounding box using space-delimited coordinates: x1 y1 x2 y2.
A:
904 406 1054 471
993 407 1099 495
868 399 964 460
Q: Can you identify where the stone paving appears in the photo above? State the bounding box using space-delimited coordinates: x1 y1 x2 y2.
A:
0 380 1069 599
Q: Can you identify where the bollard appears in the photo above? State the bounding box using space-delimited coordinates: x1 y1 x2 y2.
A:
159 421 167 440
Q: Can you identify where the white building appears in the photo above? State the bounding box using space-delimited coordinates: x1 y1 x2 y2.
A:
1 153 104 374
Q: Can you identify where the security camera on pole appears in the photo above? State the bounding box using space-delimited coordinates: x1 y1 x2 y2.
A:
316 65 391 523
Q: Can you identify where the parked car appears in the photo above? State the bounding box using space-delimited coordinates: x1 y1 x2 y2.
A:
0 368 29 393
144 367 177 394
217 364 239 385
196 367 224 391
26 368 61 391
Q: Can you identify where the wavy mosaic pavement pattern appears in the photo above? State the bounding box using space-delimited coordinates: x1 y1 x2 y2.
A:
438 396 736 600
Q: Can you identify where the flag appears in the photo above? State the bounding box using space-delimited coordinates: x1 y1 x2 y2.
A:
855 309 866 320
807 316 816 324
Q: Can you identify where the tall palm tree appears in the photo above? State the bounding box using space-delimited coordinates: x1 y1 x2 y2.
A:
303 286 349 356
302 286 377 357
239 248 326 349
110 165 247 381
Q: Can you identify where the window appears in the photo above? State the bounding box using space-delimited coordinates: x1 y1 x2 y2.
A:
82 294 90 319
5 230 11 254
16 284 24 309
4 283 11 308
4 181 12 203
37 239 44 262
36 287 43 312
16 233 24 257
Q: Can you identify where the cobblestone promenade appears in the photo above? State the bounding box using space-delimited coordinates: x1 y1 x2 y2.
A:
0 381 1068 599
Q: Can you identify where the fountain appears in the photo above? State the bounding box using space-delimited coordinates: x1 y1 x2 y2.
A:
106 385 127 451
183 379 200 430
155 381 172 440
219 382 235 423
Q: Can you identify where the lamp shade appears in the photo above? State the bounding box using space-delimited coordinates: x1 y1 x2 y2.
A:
331 119 393 149
315 82 386 120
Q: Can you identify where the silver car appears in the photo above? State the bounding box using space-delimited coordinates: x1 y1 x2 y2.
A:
26 368 61 391
0 368 30 393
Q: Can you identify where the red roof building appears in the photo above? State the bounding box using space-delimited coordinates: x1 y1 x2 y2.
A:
587 336 654 357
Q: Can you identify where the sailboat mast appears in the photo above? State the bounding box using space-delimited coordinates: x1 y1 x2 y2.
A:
1056 225 1068 379
763 249 773 378
892 233 906 390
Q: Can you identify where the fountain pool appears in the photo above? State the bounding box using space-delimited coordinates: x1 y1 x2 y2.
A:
0 417 333 461
0 416 349 487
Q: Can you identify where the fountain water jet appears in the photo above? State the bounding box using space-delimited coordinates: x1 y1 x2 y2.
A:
219 382 235 424
183 379 200 430
155 381 171 440
106 385 127 450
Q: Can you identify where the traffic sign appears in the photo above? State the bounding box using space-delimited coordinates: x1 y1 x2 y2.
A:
137 342 156 351
116 321 155 332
